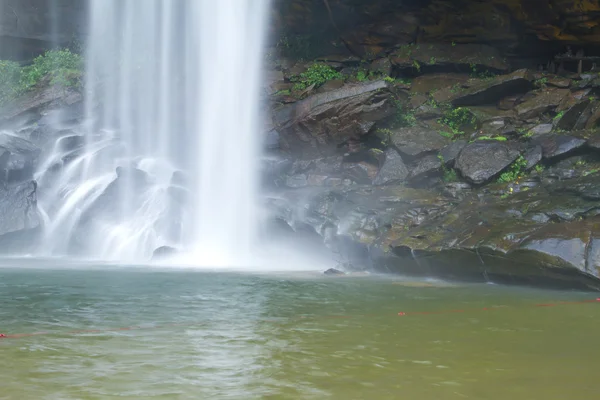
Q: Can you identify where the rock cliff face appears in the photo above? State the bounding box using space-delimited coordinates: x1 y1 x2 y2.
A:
0 0 85 60
263 1 600 290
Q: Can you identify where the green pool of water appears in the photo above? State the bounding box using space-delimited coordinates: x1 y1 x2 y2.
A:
1 265 599 399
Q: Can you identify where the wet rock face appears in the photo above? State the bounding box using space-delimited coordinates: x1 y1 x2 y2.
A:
390 127 450 158
373 149 408 185
0 180 39 237
272 80 395 158
449 70 533 107
455 142 520 185
390 43 508 73
532 134 587 160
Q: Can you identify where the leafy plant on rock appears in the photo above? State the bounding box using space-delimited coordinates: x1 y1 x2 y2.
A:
291 63 342 91
438 107 476 137
393 100 416 127
498 155 527 183
0 48 84 106
0 60 22 105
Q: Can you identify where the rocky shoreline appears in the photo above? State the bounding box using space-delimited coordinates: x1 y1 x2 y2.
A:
262 44 600 291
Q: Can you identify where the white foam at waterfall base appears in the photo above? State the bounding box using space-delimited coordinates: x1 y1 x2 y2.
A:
36 0 273 266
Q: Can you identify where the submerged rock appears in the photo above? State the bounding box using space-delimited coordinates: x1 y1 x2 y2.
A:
152 246 178 260
324 268 346 275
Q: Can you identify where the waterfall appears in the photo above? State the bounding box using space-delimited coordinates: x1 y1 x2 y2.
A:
36 0 271 264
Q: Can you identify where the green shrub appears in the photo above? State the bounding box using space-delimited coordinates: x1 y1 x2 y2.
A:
21 49 84 90
291 63 342 91
498 156 527 183
0 48 84 106
438 107 476 137
394 100 416 127
0 60 22 105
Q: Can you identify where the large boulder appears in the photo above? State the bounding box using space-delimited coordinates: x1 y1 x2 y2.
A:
438 69 533 107
390 43 508 73
390 127 450 158
0 180 40 237
0 133 41 184
514 89 569 120
532 134 587 160
455 141 520 184
373 149 408 185
272 80 396 157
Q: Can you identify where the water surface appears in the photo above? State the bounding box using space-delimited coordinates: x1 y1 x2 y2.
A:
1 265 599 399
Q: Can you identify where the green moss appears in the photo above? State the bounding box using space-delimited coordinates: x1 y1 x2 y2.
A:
438 107 476 137
474 135 507 142
412 60 421 72
553 111 565 121
438 154 458 182
498 155 527 183
0 60 22 105
394 100 416 127
534 164 545 173
534 77 548 88
291 63 342 91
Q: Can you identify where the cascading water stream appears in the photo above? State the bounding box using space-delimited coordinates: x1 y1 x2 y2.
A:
36 0 271 264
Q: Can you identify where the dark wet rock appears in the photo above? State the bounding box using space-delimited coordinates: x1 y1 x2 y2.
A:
547 77 571 88
587 135 600 150
439 140 468 166
587 238 600 278
0 180 40 237
411 73 470 95
268 176 600 290
450 69 533 107
408 155 441 181
272 80 395 157
413 103 443 120
316 79 345 94
261 156 292 187
584 106 600 130
529 124 553 135
264 70 285 95
523 145 543 170
455 141 520 184
514 89 568 120
152 246 178 260
324 268 346 275
373 149 408 185
370 58 392 76
532 134 586 160
390 127 450 158
555 99 592 131
78 167 151 225
551 175 600 201
285 174 308 188
0 133 41 184
390 43 508 73
0 77 82 129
